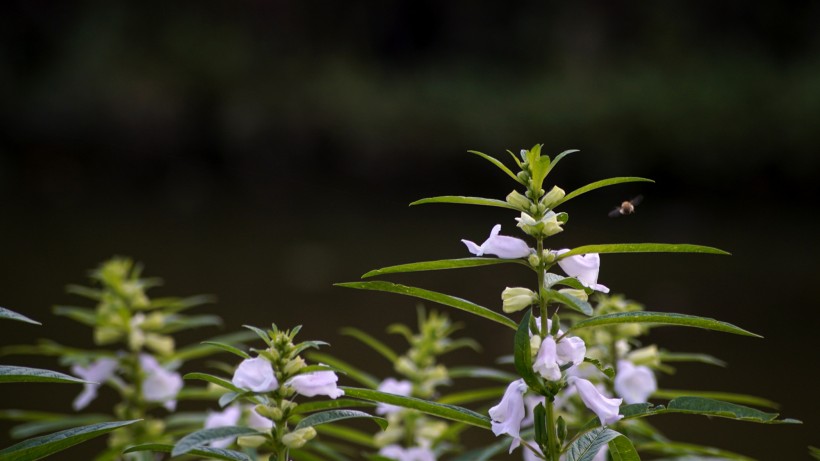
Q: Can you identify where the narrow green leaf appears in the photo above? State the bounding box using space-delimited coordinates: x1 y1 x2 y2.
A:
409 196 518 210
171 330 258 362
569 312 760 338
447 366 519 382
340 387 491 429
0 366 88 385
52 306 96 327
157 314 223 333
636 441 754 461
565 427 622 461
558 243 730 258
307 352 380 389
658 352 726 367
544 289 593 316
294 409 387 431
362 257 526 278
468 150 524 184
340 327 398 362
653 389 779 410
0 420 140 461
183 372 243 393
200 341 250 359
514 311 545 393
9 415 109 439
542 149 579 178
150 294 217 313
64 284 102 301
336 281 517 330
0 307 40 325
583 358 615 379
124 443 252 461
242 325 271 346
553 177 655 208
621 397 800 424
291 399 375 415
172 426 262 457
608 434 641 461
292 340 330 356
315 424 377 448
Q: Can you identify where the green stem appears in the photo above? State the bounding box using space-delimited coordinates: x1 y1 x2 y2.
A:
545 398 559 461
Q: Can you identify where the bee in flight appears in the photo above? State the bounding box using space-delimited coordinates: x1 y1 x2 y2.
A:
609 195 643 218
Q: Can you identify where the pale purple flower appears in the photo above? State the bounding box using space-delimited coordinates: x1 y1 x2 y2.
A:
533 336 561 381
568 377 623 426
204 405 242 448
556 336 586 368
489 379 528 453
71 357 119 410
376 378 413 415
232 357 279 393
614 360 657 404
247 406 274 431
287 370 344 399
554 249 610 293
140 354 183 411
462 224 532 259
379 445 436 461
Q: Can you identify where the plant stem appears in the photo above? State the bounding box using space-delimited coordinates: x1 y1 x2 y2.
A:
545 397 560 460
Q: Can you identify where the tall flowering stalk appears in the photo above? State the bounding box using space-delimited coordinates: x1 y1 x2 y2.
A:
339 145 799 461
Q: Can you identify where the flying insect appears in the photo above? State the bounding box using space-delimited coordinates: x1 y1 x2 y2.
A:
609 195 643 217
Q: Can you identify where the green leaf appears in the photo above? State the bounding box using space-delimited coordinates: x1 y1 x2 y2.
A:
514 311 545 393
569 312 760 338
558 243 730 258
291 399 375 415
0 420 140 461
307 352 380 389
566 427 623 461
608 434 641 461
242 325 272 346
199 341 250 359
124 443 252 461
657 352 726 367
340 386 491 429
157 314 223 333
9 415 109 439
64 284 102 301
336 281 517 330
52 306 96 327
542 149 579 178
340 327 398 362
292 340 330 356
636 441 754 461
621 397 800 424
448 366 519 382
810 446 820 460
653 389 779 410
171 330 258 362
362 257 526 278
0 307 40 325
183 372 244 394
437 387 506 405
172 426 262 457
294 409 387 431
0 366 88 385
544 288 593 316
315 424 377 448
409 196 518 210
468 150 524 184
552 177 655 208
150 294 216 313
583 357 615 379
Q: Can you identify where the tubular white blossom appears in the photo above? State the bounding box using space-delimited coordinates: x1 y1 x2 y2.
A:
140 354 183 411
554 249 610 293
376 378 413 415
614 360 657 404
533 336 561 381
379 444 436 461
287 370 344 399
204 405 242 448
462 224 532 259
488 379 528 453
71 357 119 410
556 336 586 368
569 377 623 426
232 357 279 393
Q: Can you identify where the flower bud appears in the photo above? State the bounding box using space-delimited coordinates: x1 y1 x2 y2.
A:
237 435 268 448
541 186 566 209
283 357 306 376
281 427 317 449
506 190 531 210
627 345 660 367
529 335 542 358
501 287 537 313
145 333 175 356
528 253 541 268
559 288 588 302
395 357 417 376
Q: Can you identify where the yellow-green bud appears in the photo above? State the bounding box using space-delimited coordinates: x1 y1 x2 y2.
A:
528 253 541 268
237 435 268 448
530 335 542 357
506 190 531 210
540 211 564 237
142 312 165 330
501 287 537 313
559 288 588 302
145 333 175 356
374 426 404 447
416 420 448 442
541 186 566 209
627 345 660 367
283 357 306 375
281 427 317 449
95 326 122 345
395 357 416 376
542 250 557 264
254 404 279 420
128 329 145 351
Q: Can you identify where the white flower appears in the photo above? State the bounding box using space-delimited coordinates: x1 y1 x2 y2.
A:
376 378 413 415
554 250 610 293
568 377 623 426
71 357 119 410
614 360 657 404
462 224 532 259
204 405 242 448
379 444 436 461
489 379 528 453
247 406 274 431
232 357 279 393
515 211 563 237
556 336 586 368
140 354 183 411
287 370 344 399
533 336 561 381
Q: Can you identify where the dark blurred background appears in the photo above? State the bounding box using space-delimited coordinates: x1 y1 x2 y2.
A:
1 1 818 459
